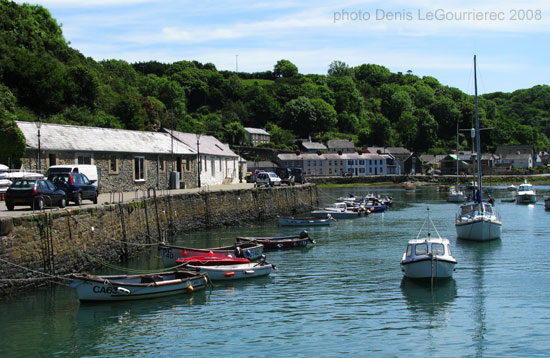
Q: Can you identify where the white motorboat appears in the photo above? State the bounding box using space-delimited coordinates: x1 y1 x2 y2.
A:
447 187 466 203
311 202 361 219
401 209 457 279
507 184 518 191
455 56 502 242
516 182 536 204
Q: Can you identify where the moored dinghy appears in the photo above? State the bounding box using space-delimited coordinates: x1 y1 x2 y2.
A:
236 230 315 249
183 255 275 281
277 215 334 226
70 270 208 302
401 209 457 280
158 241 264 267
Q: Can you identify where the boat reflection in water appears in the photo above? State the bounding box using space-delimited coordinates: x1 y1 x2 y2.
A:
400 277 457 316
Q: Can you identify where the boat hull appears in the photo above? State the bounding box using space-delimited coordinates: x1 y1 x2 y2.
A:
278 217 332 226
456 219 501 241
70 271 207 302
158 242 264 267
447 194 466 202
401 258 456 279
516 194 536 204
310 210 359 219
236 235 314 249
188 263 273 281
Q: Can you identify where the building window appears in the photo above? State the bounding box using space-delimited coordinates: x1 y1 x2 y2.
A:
185 159 190 172
158 158 166 174
48 154 57 166
109 155 119 174
77 154 92 164
134 156 145 181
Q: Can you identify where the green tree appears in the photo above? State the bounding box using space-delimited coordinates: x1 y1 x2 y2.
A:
328 60 352 77
273 59 298 78
282 96 316 137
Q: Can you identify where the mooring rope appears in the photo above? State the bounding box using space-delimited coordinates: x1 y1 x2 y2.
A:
28 213 188 274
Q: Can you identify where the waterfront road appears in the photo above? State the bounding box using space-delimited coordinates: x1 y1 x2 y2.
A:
0 183 256 218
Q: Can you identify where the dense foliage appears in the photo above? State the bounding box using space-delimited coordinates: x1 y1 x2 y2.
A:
1 0 549 166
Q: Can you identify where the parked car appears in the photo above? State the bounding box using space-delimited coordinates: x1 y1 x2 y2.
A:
5 178 66 211
274 168 295 186
46 164 98 185
290 168 306 184
255 172 282 187
48 172 98 205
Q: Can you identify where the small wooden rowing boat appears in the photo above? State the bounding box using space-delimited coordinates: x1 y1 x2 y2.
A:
236 231 315 249
70 270 208 302
158 241 264 267
188 258 275 281
277 216 333 226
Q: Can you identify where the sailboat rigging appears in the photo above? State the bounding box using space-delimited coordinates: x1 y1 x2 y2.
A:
454 56 502 241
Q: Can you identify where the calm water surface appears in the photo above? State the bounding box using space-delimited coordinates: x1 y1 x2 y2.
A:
2 185 550 357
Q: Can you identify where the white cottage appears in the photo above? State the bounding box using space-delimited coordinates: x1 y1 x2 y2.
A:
166 130 240 186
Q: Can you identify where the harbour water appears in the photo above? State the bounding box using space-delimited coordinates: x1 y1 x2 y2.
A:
1 185 550 357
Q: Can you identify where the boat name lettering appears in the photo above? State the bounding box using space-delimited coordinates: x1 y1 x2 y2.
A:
93 285 117 295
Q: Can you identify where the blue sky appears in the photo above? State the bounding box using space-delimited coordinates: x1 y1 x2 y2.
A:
19 0 550 94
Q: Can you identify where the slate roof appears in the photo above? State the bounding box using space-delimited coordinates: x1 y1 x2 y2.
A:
327 140 355 150
164 129 238 158
301 141 327 150
244 127 270 135
16 121 195 155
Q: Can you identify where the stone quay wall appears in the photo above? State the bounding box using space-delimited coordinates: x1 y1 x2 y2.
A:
0 184 318 297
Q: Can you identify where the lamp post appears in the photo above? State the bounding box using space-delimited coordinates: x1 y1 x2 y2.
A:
36 119 42 172
196 132 201 188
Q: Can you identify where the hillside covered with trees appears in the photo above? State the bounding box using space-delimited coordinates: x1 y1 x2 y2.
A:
1 0 549 166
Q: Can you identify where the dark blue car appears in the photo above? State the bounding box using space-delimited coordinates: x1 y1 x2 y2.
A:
48 172 98 205
5 178 66 211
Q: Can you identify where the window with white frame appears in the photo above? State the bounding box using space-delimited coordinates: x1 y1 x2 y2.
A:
134 156 145 181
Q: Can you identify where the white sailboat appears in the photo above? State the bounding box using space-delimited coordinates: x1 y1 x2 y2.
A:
455 56 502 241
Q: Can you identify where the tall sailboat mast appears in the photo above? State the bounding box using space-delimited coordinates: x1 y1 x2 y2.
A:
474 55 483 203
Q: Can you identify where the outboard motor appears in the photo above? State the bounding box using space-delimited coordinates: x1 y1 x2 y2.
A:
299 230 309 239
234 246 242 258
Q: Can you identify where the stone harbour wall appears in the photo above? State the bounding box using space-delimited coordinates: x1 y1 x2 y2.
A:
0 184 318 297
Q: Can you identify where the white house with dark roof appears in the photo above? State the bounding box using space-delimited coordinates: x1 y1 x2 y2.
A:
165 129 241 186
244 127 270 146
277 152 386 176
16 121 197 192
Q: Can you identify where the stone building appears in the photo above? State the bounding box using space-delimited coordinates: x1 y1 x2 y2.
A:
16 121 197 193
327 139 355 153
244 127 270 146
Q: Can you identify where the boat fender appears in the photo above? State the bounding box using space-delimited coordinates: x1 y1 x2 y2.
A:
245 249 252 258
245 270 254 274
299 230 309 239
116 287 131 295
182 250 188 256
225 272 236 277
187 284 194 292
208 251 214 257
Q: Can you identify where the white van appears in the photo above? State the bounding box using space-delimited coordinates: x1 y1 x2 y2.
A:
47 165 98 185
